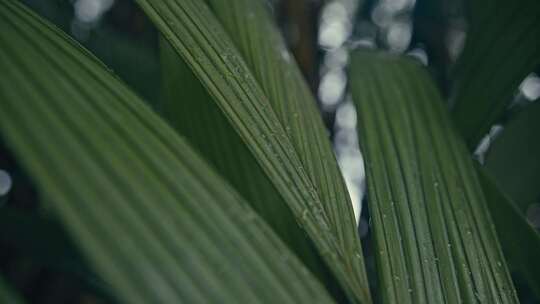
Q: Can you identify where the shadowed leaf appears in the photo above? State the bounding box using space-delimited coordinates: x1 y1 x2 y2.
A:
478 169 540 299
484 100 540 211
451 0 540 148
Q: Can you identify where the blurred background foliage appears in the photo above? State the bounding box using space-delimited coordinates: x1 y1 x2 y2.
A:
0 0 538 303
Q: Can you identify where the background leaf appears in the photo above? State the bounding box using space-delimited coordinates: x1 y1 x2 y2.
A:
350 50 518 303
0 1 335 303
478 169 540 300
446 0 540 299
476 99 540 300
484 100 540 212
450 0 540 148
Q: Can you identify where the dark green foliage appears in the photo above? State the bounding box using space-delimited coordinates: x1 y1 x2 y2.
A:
451 0 540 148
0 1 334 303
350 51 517 303
0 0 538 302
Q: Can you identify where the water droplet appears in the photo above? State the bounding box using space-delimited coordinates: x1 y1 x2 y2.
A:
0 170 12 196
302 209 309 221
280 49 291 62
164 17 176 28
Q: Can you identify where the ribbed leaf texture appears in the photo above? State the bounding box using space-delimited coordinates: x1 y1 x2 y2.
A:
159 39 336 297
204 0 370 302
0 1 335 303
350 50 518 303
136 1 370 302
478 169 540 299
451 0 540 148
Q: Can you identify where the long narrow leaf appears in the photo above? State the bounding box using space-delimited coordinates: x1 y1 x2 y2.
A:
450 0 540 148
136 0 370 302
0 1 335 303
350 50 518 303
484 100 540 211
202 1 371 300
478 100 540 300
159 38 337 297
478 169 540 299
449 0 540 295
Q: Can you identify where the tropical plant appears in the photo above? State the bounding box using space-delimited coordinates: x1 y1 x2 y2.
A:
0 0 538 303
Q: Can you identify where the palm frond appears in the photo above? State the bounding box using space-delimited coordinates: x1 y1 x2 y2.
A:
160 37 336 297
0 1 335 303
350 50 518 303
205 0 370 301
136 1 370 302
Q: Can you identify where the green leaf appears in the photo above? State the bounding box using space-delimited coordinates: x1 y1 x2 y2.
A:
138 0 370 302
448 0 540 297
85 27 162 109
350 50 518 303
209 0 369 300
448 0 540 295
477 100 540 299
478 168 540 299
0 275 24 304
450 0 540 148
159 38 338 298
0 1 335 303
484 100 540 212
